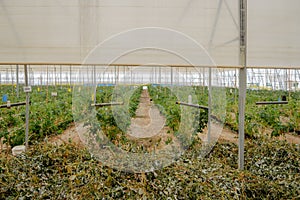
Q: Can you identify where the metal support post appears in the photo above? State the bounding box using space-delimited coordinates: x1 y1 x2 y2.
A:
60 65 62 88
24 65 30 150
16 65 19 99
69 66 72 86
93 65 96 85
238 0 247 170
171 67 173 85
54 66 57 86
208 68 212 144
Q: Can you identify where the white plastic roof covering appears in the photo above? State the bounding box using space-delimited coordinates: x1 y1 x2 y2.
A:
0 0 299 67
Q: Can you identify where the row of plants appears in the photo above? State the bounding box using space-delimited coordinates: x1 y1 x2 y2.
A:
148 85 209 148
148 84 297 143
224 88 300 138
0 136 299 199
1 84 144 153
188 85 300 138
93 86 144 151
187 85 299 138
1 84 299 148
149 85 233 135
148 86 182 132
0 85 73 147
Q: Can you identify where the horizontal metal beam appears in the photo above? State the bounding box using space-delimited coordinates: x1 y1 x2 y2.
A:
0 63 300 69
91 102 124 107
248 66 300 69
176 101 209 110
256 101 288 105
0 63 242 68
0 101 30 108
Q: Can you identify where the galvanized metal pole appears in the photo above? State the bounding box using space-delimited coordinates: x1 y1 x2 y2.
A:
155 67 157 84
93 65 96 85
46 66 48 85
171 67 173 85
24 65 30 150
238 0 247 170
185 67 188 85
11 66 14 89
114 66 117 84
31 67 34 86
69 66 72 85
6 68 8 84
16 65 19 99
295 69 297 91
131 69 133 85
60 65 62 88
208 68 212 144
93 66 97 104
159 67 161 84
54 66 57 87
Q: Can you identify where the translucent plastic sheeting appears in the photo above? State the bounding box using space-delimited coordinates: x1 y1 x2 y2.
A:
248 0 300 67
1 0 299 67
0 0 239 66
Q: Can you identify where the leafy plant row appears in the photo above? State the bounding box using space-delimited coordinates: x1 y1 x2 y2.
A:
149 85 209 134
223 88 300 137
94 86 143 150
0 86 73 147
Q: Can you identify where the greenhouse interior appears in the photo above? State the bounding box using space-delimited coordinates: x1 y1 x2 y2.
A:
1 0 299 199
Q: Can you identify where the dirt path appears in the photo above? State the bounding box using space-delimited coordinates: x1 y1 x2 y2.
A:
199 122 239 144
217 126 239 143
279 133 300 144
48 123 83 147
127 89 166 138
199 123 300 145
48 122 299 148
126 89 179 149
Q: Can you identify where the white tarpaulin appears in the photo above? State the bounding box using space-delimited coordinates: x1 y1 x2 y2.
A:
0 0 299 67
248 0 300 67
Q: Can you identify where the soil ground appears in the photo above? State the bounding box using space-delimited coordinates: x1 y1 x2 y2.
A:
48 121 299 148
48 123 82 147
125 89 179 149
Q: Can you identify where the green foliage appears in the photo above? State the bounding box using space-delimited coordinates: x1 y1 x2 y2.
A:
1 84 300 199
148 86 181 132
95 86 142 147
0 86 73 147
0 138 299 199
129 86 142 117
1 84 299 147
224 88 300 138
